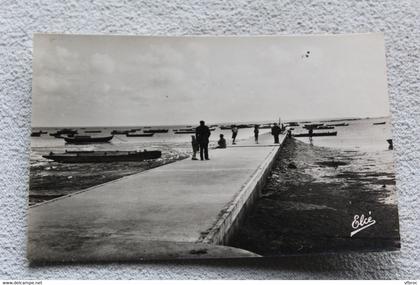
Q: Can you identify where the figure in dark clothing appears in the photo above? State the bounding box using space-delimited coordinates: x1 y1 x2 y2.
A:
308 128 313 137
254 125 259 144
271 123 281 143
216 134 227 148
231 125 238 145
195 120 211 160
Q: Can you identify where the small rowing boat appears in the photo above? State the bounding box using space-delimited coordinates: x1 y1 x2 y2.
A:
175 130 195 134
111 130 130 135
84 130 102 133
293 131 337 137
143 129 169 133
64 135 113 144
43 150 162 163
373 122 386 125
326 123 349 127
315 126 335 130
50 128 78 137
126 133 154 137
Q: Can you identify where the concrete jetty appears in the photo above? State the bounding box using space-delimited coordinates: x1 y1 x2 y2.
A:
27 133 287 263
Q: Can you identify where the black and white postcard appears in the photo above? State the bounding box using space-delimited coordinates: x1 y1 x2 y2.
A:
27 33 400 263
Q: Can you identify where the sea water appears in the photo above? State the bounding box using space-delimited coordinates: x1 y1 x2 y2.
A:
29 118 396 205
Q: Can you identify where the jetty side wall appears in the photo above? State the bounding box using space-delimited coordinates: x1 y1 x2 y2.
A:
201 136 288 245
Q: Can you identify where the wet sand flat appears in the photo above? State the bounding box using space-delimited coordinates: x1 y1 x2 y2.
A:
230 138 400 255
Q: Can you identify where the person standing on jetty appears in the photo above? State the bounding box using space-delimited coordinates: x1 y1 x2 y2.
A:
271 123 281 143
195 120 211 160
231 125 238 145
254 125 259 144
191 135 199 160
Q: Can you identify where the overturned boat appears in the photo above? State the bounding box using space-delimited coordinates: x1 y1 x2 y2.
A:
64 135 113 144
293 131 337 137
43 150 162 163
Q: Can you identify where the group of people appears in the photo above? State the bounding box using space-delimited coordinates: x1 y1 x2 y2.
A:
191 120 284 161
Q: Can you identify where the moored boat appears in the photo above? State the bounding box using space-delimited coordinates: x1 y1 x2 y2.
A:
293 131 337 137
303 123 324 129
143 129 169 133
126 133 154 137
84 130 102 133
64 135 113 144
175 130 195 134
175 126 215 133
220 126 232 130
315 126 335 130
43 150 162 163
259 124 273 129
50 128 78 137
111 130 130 135
373 122 386 125
326 123 349 127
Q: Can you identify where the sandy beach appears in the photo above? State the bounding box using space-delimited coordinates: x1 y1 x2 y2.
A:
230 138 400 255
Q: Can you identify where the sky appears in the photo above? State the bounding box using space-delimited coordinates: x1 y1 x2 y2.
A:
32 33 391 127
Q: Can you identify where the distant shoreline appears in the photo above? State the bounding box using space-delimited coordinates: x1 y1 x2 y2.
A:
30 115 390 129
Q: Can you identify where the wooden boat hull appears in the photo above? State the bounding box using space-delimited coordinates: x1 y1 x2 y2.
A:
326 123 349 127
293 131 337 137
43 150 162 163
126 133 154 137
64 135 113 144
175 131 196 134
143 129 169 133
84 130 102 133
50 129 78 138
111 130 130 135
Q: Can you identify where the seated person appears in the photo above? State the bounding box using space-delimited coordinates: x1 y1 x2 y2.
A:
216 134 227 149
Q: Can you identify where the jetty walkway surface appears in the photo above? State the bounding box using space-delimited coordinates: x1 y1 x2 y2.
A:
28 133 287 263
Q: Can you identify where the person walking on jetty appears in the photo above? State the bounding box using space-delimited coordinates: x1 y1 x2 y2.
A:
231 125 238 145
191 135 199 160
195 120 211 160
254 125 259 144
216 134 227 148
271 123 281 144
